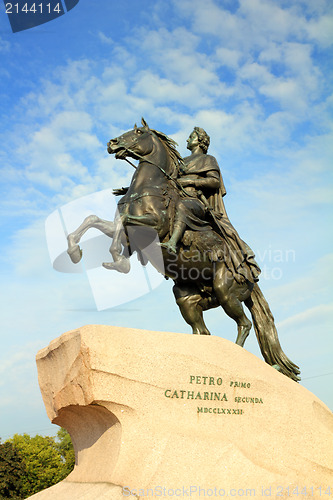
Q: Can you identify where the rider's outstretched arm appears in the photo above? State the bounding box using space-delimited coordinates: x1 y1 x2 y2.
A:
113 187 129 196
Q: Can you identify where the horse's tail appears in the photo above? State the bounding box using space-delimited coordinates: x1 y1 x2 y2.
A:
245 283 301 382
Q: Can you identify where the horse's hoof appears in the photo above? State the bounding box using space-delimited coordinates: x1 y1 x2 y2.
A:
159 242 177 254
102 260 130 274
67 245 82 264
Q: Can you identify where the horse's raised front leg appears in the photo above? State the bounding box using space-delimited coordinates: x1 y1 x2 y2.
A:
173 284 211 335
102 212 160 273
102 215 131 273
67 215 115 264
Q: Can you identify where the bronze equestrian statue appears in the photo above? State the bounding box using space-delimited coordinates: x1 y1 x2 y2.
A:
67 119 300 382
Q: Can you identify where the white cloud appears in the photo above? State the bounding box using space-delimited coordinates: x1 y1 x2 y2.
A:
0 349 36 381
135 26 226 101
265 254 333 310
98 31 113 45
132 71 218 108
180 0 333 51
277 303 333 329
0 36 10 53
238 0 305 44
0 344 42 423
306 13 333 47
215 47 242 69
261 79 304 110
179 0 242 43
1 3 330 225
171 0 330 119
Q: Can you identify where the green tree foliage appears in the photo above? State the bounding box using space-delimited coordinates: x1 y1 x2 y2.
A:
0 440 26 499
54 428 75 477
0 429 75 498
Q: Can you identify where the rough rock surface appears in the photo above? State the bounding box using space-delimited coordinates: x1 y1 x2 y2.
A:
30 325 333 498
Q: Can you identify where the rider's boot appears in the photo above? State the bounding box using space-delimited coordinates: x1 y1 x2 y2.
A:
160 221 186 253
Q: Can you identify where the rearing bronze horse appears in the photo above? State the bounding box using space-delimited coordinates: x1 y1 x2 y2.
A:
67 119 300 382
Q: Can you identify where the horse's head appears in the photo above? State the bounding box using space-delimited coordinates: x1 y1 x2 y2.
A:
107 118 154 160
108 118 184 179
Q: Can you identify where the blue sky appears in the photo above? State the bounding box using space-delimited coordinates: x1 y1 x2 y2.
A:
0 0 332 439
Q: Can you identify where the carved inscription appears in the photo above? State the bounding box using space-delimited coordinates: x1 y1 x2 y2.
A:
164 374 264 415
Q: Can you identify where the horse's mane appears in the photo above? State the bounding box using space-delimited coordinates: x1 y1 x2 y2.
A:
150 129 184 179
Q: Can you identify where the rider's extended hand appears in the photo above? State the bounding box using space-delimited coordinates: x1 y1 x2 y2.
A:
113 187 129 196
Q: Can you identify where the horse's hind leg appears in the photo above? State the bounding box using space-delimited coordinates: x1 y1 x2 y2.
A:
173 284 211 335
67 215 115 264
213 265 252 347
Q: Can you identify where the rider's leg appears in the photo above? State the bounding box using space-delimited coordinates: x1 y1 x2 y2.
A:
213 265 252 347
161 198 208 253
160 220 186 253
160 200 190 253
